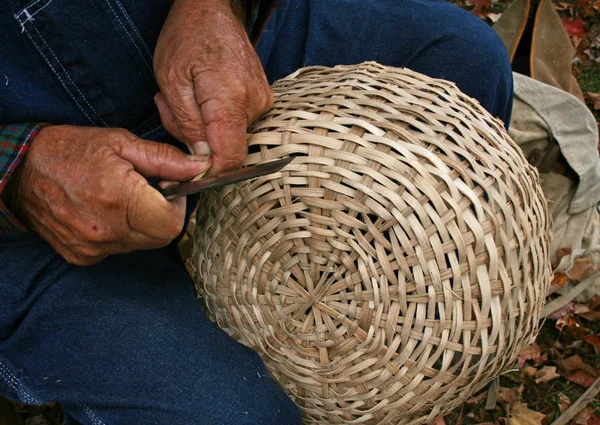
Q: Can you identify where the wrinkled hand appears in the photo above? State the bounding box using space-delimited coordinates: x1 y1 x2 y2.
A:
8 125 211 265
153 0 273 175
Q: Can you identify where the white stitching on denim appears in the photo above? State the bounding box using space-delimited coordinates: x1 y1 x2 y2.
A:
14 0 44 19
20 25 96 125
114 0 154 59
103 0 153 74
140 124 163 138
16 0 54 24
0 362 42 405
29 22 108 126
82 405 106 425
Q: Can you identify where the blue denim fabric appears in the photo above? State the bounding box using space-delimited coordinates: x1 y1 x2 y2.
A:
0 234 301 425
256 0 513 124
0 1 513 424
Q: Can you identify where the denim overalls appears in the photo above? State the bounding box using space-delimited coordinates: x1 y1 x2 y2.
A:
0 1 512 424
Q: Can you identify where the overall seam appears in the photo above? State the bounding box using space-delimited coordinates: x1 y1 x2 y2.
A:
15 0 43 19
114 0 154 59
21 0 54 25
28 22 109 126
103 0 154 74
20 25 96 125
82 405 107 425
140 124 163 138
0 362 43 406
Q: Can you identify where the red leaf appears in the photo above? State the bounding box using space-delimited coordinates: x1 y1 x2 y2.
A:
466 0 491 17
567 370 597 388
550 272 569 288
583 334 600 349
590 295 600 310
566 256 597 281
562 18 587 38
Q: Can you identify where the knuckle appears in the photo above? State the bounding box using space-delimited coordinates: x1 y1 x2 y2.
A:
155 141 175 161
156 66 182 87
123 177 144 229
73 243 103 259
264 88 274 110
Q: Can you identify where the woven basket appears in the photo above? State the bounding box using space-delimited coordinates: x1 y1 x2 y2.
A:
192 62 552 425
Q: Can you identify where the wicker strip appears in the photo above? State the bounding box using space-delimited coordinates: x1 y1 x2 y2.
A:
192 62 551 425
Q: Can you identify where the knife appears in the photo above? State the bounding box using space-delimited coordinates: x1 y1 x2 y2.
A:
158 157 294 199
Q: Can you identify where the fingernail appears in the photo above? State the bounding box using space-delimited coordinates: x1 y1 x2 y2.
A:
158 180 180 190
193 141 212 156
187 154 210 162
153 93 163 109
192 171 208 181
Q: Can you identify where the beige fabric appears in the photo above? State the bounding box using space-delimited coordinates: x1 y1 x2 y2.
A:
511 73 600 214
510 73 600 300
541 172 600 300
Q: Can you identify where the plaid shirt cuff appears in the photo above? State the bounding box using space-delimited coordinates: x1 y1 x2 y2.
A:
0 123 44 234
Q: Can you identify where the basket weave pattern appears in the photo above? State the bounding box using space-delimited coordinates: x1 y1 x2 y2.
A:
192 63 551 424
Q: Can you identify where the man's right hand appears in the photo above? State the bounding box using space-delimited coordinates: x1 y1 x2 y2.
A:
8 125 211 266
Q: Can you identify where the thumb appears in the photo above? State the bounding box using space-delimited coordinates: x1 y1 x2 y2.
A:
116 136 212 181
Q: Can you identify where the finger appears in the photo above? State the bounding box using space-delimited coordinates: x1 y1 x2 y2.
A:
125 176 188 243
41 226 106 266
116 136 212 182
154 92 187 146
159 79 209 153
200 99 249 176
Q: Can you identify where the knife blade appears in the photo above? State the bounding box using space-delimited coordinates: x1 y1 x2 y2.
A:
158 157 294 199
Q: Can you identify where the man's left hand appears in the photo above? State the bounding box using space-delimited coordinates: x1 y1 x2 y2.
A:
154 0 273 176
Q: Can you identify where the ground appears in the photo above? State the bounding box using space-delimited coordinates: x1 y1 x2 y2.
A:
2 1 600 424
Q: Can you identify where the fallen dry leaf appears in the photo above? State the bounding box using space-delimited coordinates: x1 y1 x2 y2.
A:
560 320 591 342
521 366 537 377
567 369 597 388
555 313 578 331
508 402 546 425
590 295 600 310
557 393 571 413
517 343 543 367
535 366 560 384
487 12 503 22
548 301 575 320
466 0 491 17
551 271 569 288
573 408 600 425
583 334 600 351
554 246 573 268
579 310 600 321
24 415 52 425
427 416 446 425
562 17 587 38
465 391 487 405
567 256 598 281
555 0 576 11
556 355 599 376
575 304 591 315
498 387 521 406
